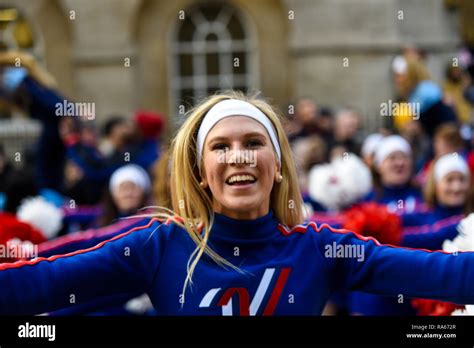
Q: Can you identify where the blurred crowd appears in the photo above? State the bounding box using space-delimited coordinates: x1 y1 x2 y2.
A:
285 46 474 217
0 45 473 316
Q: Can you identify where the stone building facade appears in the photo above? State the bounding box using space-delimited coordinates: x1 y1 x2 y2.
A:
0 0 464 133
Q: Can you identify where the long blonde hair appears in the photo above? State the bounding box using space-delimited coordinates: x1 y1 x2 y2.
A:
158 90 304 295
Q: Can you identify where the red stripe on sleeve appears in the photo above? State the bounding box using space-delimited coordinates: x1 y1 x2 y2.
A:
0 218 161 271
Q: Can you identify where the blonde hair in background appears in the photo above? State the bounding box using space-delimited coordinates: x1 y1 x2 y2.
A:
397 55 431 99
152 146 172 209
157 90 304 298
423 163 437 208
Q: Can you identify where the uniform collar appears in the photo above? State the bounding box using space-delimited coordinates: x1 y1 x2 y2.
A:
211 210 279 240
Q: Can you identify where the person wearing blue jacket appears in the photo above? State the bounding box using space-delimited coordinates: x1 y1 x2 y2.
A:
1 92 474 316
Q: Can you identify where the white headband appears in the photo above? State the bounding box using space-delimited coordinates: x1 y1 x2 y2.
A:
434 153 470 182
196 99 281 171
374 135 411 166
109 164 151 193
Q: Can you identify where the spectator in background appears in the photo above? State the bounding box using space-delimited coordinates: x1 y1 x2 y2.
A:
283 97 319 143
391 54 457 137
292 134 327 195
316 106 335 146
129 110 165 172
2 147 38 214
360 133 384 169
329 109 361 158
415 123 473 186
0 52 66 192
63 109 163 206
97 164 151 227
367 135 423 214
443 62 473 125
399 120 431 173
457 47 474 108
433 123 466 158
62 161 154 232
99 116 133 158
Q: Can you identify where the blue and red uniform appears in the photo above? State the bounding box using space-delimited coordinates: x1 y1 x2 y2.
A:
37 216 148 258
364 185 424 214
0 211 473 315
37 217 154 315
310 207 463 315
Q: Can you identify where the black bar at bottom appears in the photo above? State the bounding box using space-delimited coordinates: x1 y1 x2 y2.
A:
0 316 473 346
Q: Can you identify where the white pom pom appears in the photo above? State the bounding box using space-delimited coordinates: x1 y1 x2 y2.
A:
17 196 63 239
442 213 474 252
308 163 340 211
332 154 373 208
308 153 372 211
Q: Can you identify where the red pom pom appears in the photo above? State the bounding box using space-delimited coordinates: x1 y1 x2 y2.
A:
342 202 402 245
0 213 47 263
134 110 165 139
411 298 464 316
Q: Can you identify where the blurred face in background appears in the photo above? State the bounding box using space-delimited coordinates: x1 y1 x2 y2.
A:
334 111 360 141
81 126 98 147
433 136 462 158
318 115 333 134
111 181 145 213
379 151 412 186
110 121 133 148
393 71 408 98
295 98 317 126
436 172 469 207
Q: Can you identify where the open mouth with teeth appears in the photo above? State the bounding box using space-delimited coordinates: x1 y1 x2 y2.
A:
225 174 257 186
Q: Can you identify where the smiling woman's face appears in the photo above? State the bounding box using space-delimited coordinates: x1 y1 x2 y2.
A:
201 115 280 220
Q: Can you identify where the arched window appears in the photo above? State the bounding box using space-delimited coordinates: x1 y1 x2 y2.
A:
170 2 257 117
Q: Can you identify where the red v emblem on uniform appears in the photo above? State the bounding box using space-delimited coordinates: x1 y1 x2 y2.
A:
262 267 291 315
200 267 292 316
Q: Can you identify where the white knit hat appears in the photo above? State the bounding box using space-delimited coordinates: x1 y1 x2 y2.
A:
374 135 411 166
109 164 151 193
361 133 384 158
434 153 470 182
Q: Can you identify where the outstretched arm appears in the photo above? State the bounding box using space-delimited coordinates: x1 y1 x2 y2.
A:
0 218 166 315
37 217 149 258
314 225 474 304
401 216 462 250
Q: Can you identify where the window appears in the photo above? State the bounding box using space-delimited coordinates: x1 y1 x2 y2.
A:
170 2 257 118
